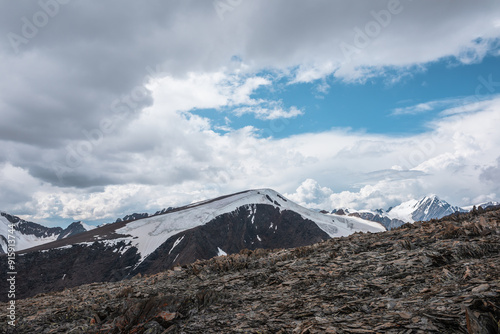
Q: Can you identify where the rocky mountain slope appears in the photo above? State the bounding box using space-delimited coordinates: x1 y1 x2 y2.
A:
0 189 384 301
1 206 498 333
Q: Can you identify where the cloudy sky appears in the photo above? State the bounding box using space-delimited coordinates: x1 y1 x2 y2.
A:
1 0 500 227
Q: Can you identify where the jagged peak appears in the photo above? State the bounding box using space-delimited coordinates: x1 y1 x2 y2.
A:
414 194 447 208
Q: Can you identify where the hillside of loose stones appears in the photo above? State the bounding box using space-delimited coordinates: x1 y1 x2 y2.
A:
1 207 499 333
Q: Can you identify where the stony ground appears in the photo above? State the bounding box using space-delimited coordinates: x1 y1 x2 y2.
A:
1 208 499 333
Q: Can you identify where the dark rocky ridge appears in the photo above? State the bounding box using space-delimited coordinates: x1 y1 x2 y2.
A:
57 221 89 240
114 207 174 223
1 207 499 333
115 212 150 223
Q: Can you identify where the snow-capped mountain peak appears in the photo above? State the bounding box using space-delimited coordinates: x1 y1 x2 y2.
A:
115 188 386 264
387 195 464 223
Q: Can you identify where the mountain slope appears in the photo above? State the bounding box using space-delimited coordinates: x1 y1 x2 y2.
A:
3 206 499 333
3 189 385 300
133 203 331 275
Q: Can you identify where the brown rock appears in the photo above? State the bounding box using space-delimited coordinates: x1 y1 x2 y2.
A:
471 284 490 294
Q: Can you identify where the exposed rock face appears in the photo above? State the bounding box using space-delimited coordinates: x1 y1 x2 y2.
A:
154 207 174 215
57 222 88 240
2 207 498 333
115 212 150 223
332 208 346 215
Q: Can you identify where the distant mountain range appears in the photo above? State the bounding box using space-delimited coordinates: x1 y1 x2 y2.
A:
333 195 498 230
2 193 497 255
1 190 498 301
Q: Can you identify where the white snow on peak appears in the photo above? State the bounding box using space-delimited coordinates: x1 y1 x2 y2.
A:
113 189 385 264
386 199 418 223
217 247 227 256
386 194 462 223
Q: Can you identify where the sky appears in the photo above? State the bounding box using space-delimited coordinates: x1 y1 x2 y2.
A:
1 0 500 227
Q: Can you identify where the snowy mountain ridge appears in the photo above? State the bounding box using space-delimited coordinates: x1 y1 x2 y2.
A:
331 194 495 230
386 194 466 223
3 190 498 254
0 214 95 253
110 188 386 264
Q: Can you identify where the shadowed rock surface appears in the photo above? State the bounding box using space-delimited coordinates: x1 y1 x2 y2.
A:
1 208 499 333
57 222 90 240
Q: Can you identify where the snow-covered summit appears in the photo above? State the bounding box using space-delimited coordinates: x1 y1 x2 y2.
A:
116 189 386 263
387 195 465 223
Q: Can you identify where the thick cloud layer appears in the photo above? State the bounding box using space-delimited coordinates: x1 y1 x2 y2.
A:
1 0 499 225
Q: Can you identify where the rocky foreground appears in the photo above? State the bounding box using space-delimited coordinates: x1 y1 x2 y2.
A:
1 208 499 333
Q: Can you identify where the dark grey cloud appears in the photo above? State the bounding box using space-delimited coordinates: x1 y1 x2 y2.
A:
0 0 499 221
480 156 500 183
0 0 219 148
1 0 498 149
